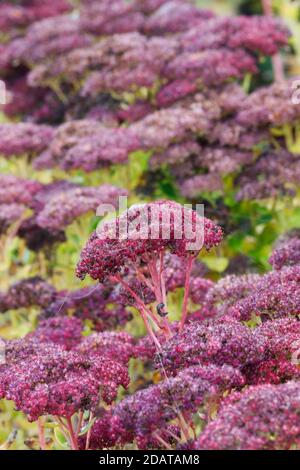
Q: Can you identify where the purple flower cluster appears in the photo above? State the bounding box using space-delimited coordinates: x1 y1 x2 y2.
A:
244 318 300 385
227 266 300 321
0 325 135 422
0 174 43 205
143 1 214 35
31 317 83 351
0 277 56 313
186 234 300 326
198 381 300 450
0 0 71 34
0 339 130 421
236 79 300 128
84 364 244 449
77 201 223 283
1 0 300 453
5 15 92 66
0 203 25 235
0 124 54 158
157 320 265 373
181 15 290 56
269 230 300 270
77 200 222 347
76 331 135 365
0 174 126 251
200 273 261 318
35 184 127 231
236 149 300 201
32 120 141 171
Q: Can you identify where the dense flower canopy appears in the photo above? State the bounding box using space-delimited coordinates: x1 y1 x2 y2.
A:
0 329 132 421
198 382 300 450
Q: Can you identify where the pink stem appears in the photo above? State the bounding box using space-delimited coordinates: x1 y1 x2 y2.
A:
179 255 194 332
158 253 172 339
148 260 163 302
76 411 84 437
166 429 181 444
140 308 162 350
262 0 285 82
85 412 93 450
272 54 285 82
112 275 162 350
135 267 155 292
177 411 191 441
135 265 172 339
183 410 196 439
66 417 79 451
37 417 46 450
148 258 172 339
152 432 172 450
159 252 167 308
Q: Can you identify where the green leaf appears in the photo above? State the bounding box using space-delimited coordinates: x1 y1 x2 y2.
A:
202 256 229 273
54 427 69 449
78 417 96 436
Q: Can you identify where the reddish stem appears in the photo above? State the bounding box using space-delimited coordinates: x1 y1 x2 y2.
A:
179 255 194 332
37 417 46 450
152 432 172 450
113 274 162 328
177 411 191 442
140 308 162 350
66 417 79 450
85 412 93 450
112 275 162 350
159 252 167 308
148 259 163 303
148 258 172 339
166 429 181 444
135 267 155 292
76 411 84 437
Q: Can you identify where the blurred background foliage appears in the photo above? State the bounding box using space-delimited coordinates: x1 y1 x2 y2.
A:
0 0 300 450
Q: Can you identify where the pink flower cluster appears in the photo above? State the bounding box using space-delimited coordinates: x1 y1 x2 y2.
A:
198 381 300 450
0 327 133 421
0 173 126 249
